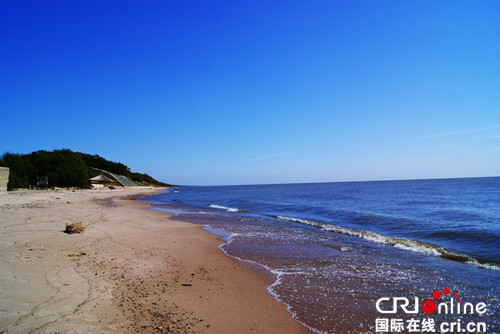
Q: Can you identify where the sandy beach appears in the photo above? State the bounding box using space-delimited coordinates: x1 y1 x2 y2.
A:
0 188 308 333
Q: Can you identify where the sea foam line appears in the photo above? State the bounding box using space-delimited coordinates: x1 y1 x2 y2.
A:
205 226 327 334
276 215 500 271
209 204 246 212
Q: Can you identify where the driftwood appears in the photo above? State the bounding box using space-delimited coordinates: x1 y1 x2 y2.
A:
64 222 85 234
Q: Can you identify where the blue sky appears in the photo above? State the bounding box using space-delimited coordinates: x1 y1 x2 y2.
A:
1 1 499 185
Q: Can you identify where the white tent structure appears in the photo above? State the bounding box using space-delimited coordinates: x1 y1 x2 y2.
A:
90 174 114 183
90 174 116 189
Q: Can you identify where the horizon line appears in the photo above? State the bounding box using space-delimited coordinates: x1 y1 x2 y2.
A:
175 175 499 187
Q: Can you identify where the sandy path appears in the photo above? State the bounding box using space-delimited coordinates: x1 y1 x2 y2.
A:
0 188 308 333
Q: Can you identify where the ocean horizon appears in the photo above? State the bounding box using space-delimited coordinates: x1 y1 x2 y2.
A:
180 175 500 188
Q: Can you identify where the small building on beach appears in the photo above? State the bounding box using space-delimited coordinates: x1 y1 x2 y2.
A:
90 174 116 189
0 167 9 194
89 167 145 188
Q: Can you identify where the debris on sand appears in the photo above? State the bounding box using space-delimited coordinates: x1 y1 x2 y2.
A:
68 252 87 257
64 222 85 234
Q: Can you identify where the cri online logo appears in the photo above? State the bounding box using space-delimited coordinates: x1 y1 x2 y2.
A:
376 288 487 315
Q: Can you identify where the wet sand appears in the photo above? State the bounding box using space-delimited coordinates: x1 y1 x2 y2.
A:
0 188 308 333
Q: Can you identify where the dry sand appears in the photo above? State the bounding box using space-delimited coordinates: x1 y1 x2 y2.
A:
0 188 309 333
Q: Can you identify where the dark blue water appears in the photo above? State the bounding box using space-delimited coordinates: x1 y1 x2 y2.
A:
145 177 500 333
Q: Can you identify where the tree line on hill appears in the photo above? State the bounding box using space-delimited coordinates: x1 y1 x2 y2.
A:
0 149 171 190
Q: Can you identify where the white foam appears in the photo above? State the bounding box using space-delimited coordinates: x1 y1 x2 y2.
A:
207 228 326 334
394 241 441 256
209 204 242 212
466 260 500 271
277 215 322 227
275 215 496 268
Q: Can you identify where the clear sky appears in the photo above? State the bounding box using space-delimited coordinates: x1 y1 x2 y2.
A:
1 0 499 185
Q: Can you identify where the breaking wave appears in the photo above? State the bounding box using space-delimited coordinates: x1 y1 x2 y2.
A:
209 204 247 213
276 215 500 270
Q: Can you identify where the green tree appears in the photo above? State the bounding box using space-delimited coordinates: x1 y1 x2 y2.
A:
46 150 89 188
1 149 169 190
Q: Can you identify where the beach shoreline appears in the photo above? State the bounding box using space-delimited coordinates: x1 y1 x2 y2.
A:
0 188 308 333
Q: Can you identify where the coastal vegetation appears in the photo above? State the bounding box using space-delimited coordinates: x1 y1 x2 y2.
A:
0 149 170 190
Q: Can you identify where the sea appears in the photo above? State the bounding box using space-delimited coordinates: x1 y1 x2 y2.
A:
143 177 500 333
